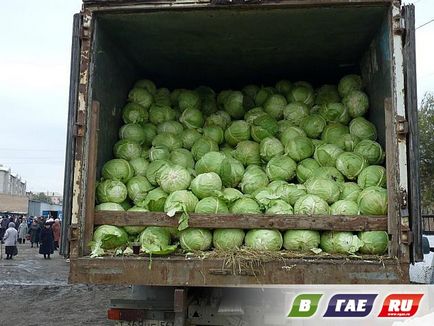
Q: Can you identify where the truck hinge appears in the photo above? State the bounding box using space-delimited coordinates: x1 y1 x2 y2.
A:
73 110 85 137
397 115 408 140
73 124 85 137
68 224 79 241
402 230 413 245
399 188 409 217
79 11 92 41
393 13 405 35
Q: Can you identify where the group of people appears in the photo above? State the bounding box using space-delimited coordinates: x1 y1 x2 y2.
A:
0 215 61 260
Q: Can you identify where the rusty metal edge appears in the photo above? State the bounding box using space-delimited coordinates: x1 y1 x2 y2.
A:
81 0 395 13
82 0 395 5
69 9 93 263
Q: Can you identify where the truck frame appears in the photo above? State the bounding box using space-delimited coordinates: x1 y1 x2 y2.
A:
61 0 421 323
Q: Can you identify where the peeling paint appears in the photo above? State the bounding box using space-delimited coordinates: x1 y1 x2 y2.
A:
392 4 408 194
71 160 82 224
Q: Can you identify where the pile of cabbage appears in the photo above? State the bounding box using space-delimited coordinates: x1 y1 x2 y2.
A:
92 75 389 256
91 225 388 256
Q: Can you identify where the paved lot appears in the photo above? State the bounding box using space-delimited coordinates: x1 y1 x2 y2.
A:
0 243 129 325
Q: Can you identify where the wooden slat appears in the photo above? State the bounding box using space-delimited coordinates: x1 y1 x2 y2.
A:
403 4 422 262
83 101 100 256
384 97 400 258
94 211 387 231
70 256 408 286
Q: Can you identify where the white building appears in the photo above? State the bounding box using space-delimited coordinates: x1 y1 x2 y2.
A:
46 192 63 205
0 165 26 196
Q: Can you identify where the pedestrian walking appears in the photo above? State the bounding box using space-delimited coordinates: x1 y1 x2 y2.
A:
15 217 21 231
29 220 41 248
0 216 11 244
39 222 54 259
3 222 18 260
18 219 29 244
52 219 61 250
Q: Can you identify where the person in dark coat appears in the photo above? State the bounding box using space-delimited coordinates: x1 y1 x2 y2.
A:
39 222 54 259
29 220 41 248
1 216 11 243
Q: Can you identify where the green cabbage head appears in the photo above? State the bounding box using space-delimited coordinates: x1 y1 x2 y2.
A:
195 151 226 175
213 229 245 250
335 152 368 180
220 157 245 188
260 137 284 162
190 172 223 199
232 141 261 166
265 200 293 214
195 197 229 214
349 117 377 140
113 140 142 161
164 190 199 230
96 180 128 204
357 165 387 188
231 197 261 214
240 165 269 194
343 90 369 118
358 231 388 254
321 231 364 254
338 74 362 97
245 229 283 251
304 177 341 204
139 227 177 255
102 159 134 183
90 225 129 257
158 165 192 193
354 139 385 165
265 155 297 181
330 200 359 215
357 186 388 215
283 230 320 251
294 194 329 215
180 228 213 251
339 182 362 202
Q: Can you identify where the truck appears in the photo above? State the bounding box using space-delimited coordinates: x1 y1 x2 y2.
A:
61 0 422 324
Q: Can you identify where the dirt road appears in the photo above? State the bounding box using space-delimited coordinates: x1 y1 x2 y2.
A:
0 242 129 325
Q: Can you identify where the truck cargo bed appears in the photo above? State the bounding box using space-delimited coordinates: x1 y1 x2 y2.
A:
64 0 420 285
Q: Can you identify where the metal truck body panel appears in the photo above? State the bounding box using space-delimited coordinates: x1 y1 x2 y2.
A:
63 0 420 285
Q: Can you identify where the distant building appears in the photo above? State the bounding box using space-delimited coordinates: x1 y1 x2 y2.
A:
46 192 63 205
28 200 63 219
0 165 26 196
0 164 28 215
27 191 63 205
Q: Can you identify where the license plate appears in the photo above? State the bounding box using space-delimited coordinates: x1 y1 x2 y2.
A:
115 321 174 326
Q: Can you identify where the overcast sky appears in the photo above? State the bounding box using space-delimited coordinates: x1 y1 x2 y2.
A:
0 0 433 194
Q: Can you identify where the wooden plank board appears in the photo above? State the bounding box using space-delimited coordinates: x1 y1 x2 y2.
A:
384 97 400 258
70 256 408 285
83 101 100 256
94 211 387 231
403 4 422 262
